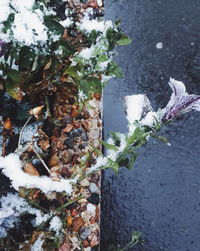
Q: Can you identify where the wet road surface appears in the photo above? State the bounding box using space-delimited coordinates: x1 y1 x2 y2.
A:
101 1 200 250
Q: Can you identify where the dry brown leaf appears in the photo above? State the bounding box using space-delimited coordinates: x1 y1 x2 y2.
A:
23 163 40 176
3 117 12 130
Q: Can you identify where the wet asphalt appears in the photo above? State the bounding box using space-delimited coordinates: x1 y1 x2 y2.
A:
101 1 200 250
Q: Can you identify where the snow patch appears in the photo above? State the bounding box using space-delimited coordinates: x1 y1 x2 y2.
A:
0 154 74 194
49 216 62 235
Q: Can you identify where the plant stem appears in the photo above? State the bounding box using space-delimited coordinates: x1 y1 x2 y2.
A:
18 116 32 149
56 195 83 211
29 144 51 174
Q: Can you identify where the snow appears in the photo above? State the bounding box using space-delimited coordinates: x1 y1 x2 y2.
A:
0 193 51 227
49 216 62 235
31 234 44 251
0 154 74 194
79 7 113 34
0 0 65 47
59 18 72 28
124 94 152 133
156 42 163 49
0 0 10 22
78 46 95 60
141 111 159 127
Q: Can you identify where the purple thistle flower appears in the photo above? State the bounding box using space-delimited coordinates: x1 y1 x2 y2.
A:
0 40 8 57
160 78 200 121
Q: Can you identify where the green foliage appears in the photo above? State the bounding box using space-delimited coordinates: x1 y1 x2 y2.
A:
107 232 143 251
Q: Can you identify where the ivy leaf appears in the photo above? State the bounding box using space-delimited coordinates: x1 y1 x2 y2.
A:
44 16 64 35
99 139 118 152
106 61 123 78
89 30 99 44
65 65 80 79
6 70 24 100
80 77 102 98
116 35 132 46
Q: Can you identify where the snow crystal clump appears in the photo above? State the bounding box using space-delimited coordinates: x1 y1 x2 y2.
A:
31 234 44 251
49 216 62 235
0 193 52 235
124 94 152 133
0 154 74 194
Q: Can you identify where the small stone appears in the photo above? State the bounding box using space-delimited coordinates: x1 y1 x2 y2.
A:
61 167 71 178
97 0 103 6
63 124 74 133
72 217 85 232
94 93 101 100
81 131 88 141
70 129 81 138
71 208 78 217
89 234 99 247
78 198 88 203
81 120 89 132
48 153 59 167
89 183 100 194
84 248 91 251
80 0 87 3
73 0 80 6
80 179 90 187
86 203 96 214
62 115 73 125
89 130 99 139
90 217 96 224
59 241 71 251
80 227 92 239
73 121 80 128
87 193 100 205
64 139 74 149
83 240 90 248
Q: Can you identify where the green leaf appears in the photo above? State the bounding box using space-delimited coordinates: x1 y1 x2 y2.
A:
127 152 137 170
44 16 64 35
104 158 119 174
89 144 103 157
19 46 36 71
65 65 80 79
99 139 118 152
117 36 132 46
89 30 99 44
80 77 102 98
6 70 23 100
107 61 123 78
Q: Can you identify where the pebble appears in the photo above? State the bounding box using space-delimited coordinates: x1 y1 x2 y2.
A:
80 227 92 239
72 217 85 232
87 193 100 205
97 0 103 6
62 115 73 125
64 139 74 149
81 131 88 141
89 183 100 194
63 124 73 133
89 129 99 139
86 203 96 214
80 179 90 187
84 248 91 251
83 239 90 248
73 0 80 6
